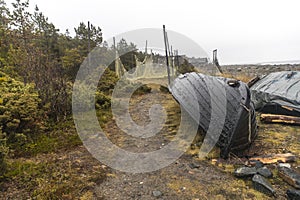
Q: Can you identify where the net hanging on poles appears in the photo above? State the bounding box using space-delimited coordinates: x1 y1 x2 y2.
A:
116 53 177 81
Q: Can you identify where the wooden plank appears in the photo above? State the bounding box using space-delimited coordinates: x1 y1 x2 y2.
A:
260 114 300 125
248 76 260 88
250 153 296 164
278 167 300 189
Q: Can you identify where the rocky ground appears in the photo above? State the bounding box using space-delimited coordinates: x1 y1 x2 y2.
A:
201 63 300 78
1 66 300 199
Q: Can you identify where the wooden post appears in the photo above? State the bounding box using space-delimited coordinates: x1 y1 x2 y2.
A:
163 25 171 86
213 49 223 74
87 21 91 74
113 37 116 51
88 21 91 53
145 40 148 54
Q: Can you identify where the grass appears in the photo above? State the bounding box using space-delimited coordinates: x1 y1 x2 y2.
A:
221 72 255 83
1 108 113 199
9 119 82 158
3 151 107 199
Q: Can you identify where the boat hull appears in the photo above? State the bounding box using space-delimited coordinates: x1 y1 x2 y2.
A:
169 72 258 158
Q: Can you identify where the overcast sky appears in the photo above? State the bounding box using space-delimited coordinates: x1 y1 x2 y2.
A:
5 0 300 64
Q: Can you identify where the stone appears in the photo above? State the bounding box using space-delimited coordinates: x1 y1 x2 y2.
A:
234 167 257 177
152 190 162 197
257 167 273 178
189 162 201 169
252 174 275 196
278 167 300 189
279 163 291 168
249 160 264 169
255 161 265 169
287 189 300 200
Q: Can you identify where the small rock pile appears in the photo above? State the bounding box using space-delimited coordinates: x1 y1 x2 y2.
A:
234 160 300 199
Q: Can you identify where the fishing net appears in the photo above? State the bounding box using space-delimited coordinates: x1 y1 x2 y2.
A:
117 53 177 81
115 51 127 78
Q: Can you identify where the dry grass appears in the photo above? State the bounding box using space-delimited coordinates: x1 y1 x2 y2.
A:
221 72 254 83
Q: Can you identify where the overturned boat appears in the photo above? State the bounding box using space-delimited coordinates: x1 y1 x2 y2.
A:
169 72 258 158
250 71 300 117
162 25 257 158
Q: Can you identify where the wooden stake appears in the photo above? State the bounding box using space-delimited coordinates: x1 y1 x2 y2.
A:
163 25 171 86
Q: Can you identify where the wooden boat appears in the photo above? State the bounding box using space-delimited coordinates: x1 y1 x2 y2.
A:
169 72 258 158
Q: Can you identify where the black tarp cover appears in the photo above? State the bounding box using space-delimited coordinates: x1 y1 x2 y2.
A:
169 72 257 158
250 71 300 116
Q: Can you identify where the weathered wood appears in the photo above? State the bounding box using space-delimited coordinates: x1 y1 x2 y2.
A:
163 25 171 85
213 49 223 74
248 76 260 88
278 167 300 189
250 153 296 164
260 114 300 125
